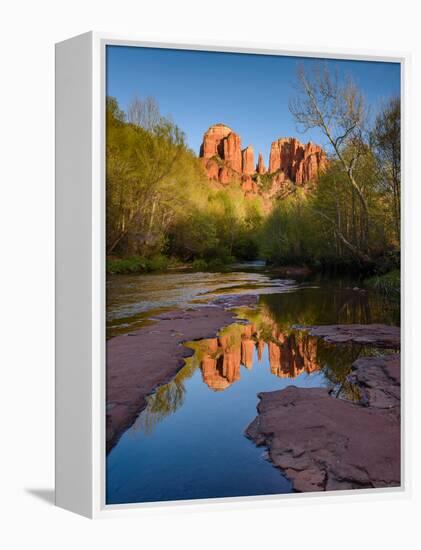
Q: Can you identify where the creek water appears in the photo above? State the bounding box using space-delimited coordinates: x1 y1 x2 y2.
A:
106 267 399 505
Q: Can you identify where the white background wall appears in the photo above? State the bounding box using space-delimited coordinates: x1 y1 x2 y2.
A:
1 0 420 547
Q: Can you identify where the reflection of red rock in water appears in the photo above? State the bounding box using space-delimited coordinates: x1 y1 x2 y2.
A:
241 324 256 368
268 334 319 378
199 323 321 390
257 340 265 361
256 152 266 174
241 338 255 369
200 123 232 158
200 324 259 390
242 145 255 175
201 355 233 391
200 335 241 391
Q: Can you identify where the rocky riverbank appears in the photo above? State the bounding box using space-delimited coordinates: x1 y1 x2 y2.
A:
246 325 400 492
106 294 257 453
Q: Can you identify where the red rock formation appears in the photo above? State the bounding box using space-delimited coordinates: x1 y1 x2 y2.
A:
241 175 258 194
200 125 326 191
219 166 234 185
295 142 327 184
242 145 255 175
256 152 266 174
223 132 242 173
200 123 232 159
200 124 242 181
269 137 326 184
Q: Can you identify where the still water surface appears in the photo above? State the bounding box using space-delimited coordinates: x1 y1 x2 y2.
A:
106 268 399 504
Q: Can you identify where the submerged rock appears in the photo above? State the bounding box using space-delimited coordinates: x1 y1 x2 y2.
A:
297 324 400 349
245 354 400 492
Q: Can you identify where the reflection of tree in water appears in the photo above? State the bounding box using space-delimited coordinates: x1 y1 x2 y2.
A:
132 287 399 435
132 353 199 435
258 286 399 328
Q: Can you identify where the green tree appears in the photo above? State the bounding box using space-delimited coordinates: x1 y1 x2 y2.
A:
289 64 372 261
371 97 401 242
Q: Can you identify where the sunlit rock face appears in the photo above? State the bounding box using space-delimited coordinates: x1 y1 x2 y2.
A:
256 152 266 174
199 125 326 194
242 145 255 175
269 137 327 184
200 124 243 183
241 175 259 195
199 123 232 158
200 124 255 186
224 132 242 173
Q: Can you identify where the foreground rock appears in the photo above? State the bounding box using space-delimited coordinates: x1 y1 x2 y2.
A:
297 324 400 349
106 294 257 453
349 354 400 408
246 354 400 492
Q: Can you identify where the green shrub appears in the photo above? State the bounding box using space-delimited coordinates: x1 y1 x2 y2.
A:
364 269 400 296
107 254 169 274
191 259 209 272
207 257 231 271
146 254 169 272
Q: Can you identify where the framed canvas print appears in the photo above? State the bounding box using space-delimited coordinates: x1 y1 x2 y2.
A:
55 32 408 518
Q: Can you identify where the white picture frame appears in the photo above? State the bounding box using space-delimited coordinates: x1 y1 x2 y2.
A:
55 31 410 518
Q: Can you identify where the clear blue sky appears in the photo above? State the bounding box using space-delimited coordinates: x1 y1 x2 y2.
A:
106 46 400 164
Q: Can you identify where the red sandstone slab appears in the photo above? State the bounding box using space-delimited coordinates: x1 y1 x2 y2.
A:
246 354 400 492
106 294 256 452
298 324 400 349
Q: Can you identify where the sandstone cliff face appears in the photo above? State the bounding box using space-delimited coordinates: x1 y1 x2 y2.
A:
269 137 326 184
200 123 232 158
200 124 242 183
256 152 266 174
199 124 326 195
242 145 255 175
223 133 242 173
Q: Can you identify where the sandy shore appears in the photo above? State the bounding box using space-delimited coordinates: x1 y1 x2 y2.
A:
106 294 257 453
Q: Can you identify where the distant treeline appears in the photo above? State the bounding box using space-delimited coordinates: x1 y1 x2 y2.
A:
106 65 400 275
106 95 263 272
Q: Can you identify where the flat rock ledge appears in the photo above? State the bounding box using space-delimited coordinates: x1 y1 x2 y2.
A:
246 354 400 492
106 294 257 453
296 324 400 349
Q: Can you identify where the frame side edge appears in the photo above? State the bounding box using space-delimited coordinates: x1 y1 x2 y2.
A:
55 32 94 518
